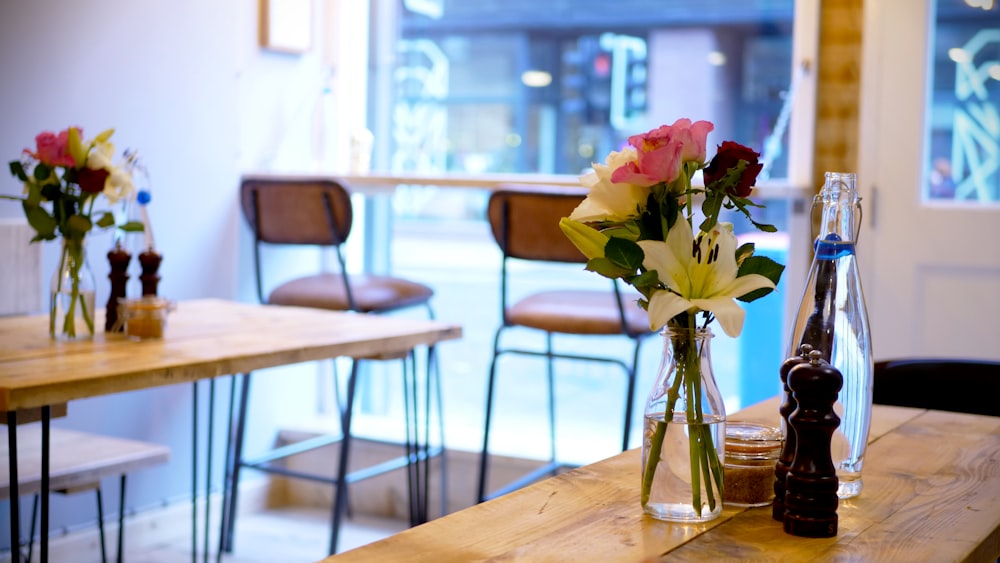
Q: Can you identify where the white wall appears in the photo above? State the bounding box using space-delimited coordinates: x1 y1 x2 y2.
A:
0 0 366 542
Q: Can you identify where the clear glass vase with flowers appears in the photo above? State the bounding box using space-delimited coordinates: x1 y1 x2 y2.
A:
3 126 144 340
560 119 785 521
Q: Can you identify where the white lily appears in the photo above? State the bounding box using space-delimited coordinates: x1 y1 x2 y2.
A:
569 146 650 223
637 220 774 337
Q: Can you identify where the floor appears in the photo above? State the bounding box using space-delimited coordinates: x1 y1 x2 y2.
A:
128 507 407 563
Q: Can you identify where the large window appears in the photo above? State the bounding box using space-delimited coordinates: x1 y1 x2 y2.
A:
353 0 806 461
927 1 1000 202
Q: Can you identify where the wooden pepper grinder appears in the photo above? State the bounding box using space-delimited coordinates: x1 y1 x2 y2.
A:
773 344 813 521
783 350 843 538
139 248 162 296
105 241 132 331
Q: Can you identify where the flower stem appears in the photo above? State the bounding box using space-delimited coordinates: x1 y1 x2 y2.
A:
641 315 724 516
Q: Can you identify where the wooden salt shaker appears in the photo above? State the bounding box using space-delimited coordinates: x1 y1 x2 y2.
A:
105 241 131 331
139 249 162 296
773 344 813 521
784 350 843 538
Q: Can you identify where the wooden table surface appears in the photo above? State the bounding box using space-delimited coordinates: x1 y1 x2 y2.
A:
325 398 1000 562
0 298 463 411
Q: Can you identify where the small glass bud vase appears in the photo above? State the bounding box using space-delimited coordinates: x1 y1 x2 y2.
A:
642 326 726 522
50 237 97 341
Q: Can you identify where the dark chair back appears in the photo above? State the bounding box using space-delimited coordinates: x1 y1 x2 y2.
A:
873 358 1000 417
487 185 591 263
240 178 353 246
240 178 355 304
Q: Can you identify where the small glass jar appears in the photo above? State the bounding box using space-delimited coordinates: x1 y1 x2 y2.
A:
117 296 175 340
723 421 782 507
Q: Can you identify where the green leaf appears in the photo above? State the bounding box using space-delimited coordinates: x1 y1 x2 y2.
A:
628 269 660 291
699 191 725 232
605 237 644 271
736 255 785 303
585 257 632 279
9 161 28 182
33 163 51 182
65 214 93 237
22 202 57 239
95 211 116 229
735 242 756 266
118 220 145 232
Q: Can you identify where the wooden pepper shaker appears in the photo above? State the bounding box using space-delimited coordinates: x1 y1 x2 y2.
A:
783 350 843 538
773 344 813 521
139 249 162 296
105 241 131 331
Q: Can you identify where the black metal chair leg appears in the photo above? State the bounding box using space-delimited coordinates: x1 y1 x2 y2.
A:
203 379 216 563
7 412 20 563
622 338 643 451
476 327 506 503
430 345 448 517
191 381 199 563
220 373 252 553
26 494 38 563
217 375 237 558
40 406 50 562
402 352 418 526
329 359 361 555
117 474 126 563
545 332 557 469
95 487 108 563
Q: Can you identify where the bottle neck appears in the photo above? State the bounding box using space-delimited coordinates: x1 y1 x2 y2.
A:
814 179 860 257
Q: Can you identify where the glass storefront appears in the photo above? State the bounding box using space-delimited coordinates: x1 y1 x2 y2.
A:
927 0 1000 203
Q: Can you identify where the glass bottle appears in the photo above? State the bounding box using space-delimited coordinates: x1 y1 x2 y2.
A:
642 326 726 522
787 171 873 499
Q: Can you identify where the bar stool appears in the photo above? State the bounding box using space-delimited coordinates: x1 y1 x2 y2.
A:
476 185 654 502
223 178 444 555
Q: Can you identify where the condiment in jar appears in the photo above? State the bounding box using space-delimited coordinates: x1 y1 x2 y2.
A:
117 296 174 340
724 421 782 507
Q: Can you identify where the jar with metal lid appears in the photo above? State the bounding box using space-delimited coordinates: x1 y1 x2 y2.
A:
723 421 782 507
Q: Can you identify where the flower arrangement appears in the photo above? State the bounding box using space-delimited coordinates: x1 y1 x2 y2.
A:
3 126 144 339
559 118 784 517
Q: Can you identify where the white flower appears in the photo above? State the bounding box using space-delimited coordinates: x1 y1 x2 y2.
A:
637 220 774 337
569 146 651 223
103 165 135 204
86 140 115 170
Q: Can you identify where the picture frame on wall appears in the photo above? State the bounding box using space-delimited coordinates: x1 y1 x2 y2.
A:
260 0 313 54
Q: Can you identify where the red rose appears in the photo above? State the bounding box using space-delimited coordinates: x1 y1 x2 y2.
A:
76 167 109 193
704 141 763 198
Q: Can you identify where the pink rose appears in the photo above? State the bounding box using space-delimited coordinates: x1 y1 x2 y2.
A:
703 141 763 198
610 119 714 187
24 128 79 167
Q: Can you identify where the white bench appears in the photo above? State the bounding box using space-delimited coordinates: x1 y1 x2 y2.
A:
1 425 170 562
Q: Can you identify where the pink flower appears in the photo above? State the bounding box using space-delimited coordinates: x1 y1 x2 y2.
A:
610 119 714 187
24 128 79 168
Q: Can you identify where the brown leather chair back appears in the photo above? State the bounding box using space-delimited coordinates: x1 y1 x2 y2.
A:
487 184 590 263
240 178 354 246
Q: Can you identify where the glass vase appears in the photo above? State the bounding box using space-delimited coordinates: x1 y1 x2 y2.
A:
787 171 873 499
641 326 726 522
50 237 97 341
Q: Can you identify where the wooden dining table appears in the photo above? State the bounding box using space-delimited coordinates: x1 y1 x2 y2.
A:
0 298 462 562
324 397 1000 562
